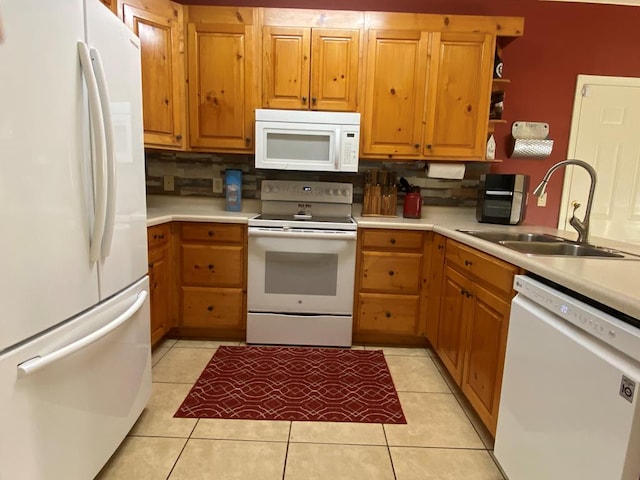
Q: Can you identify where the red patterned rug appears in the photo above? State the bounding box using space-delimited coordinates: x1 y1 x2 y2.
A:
174 346 406 424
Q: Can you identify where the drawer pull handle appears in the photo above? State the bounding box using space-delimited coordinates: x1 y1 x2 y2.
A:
464 260 473 266
385 311 392 318
207 305 214 312
388 270 395 276
390 238 396 244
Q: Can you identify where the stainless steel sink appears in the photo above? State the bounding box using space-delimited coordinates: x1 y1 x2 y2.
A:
458 230 568 243
457 229 640 259
499 241 639 259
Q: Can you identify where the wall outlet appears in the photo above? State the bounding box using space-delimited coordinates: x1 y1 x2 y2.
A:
163 175 175 192
537 192 547 207
212 177 223 193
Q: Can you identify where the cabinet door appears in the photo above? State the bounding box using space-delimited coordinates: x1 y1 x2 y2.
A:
310 28 359 112
188 23 256 151
423 32 494 159
262 26 311 110
424 233 446 348
461 282 510 436
437 264 472 385
148 244 170 345
122 1 186 149
361 30 430 157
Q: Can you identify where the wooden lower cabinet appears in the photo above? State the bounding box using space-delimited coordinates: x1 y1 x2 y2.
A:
147 224 173 346
177 222 247 338
436 238 519 436
354 228 429 345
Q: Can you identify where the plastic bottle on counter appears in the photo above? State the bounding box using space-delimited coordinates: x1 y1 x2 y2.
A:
225 169 242 212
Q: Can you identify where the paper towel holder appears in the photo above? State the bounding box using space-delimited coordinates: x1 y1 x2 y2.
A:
508 121 554 159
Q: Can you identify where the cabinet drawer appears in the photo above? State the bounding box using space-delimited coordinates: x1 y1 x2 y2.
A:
182 244 244 287
181 222 244 244
147 224 170 249
357 293 419 335
181 287 244 329
360 251 422 293
360 229 424 251
446 240 517 295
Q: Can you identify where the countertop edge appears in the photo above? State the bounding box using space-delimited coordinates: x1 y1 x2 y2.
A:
146 200 640 321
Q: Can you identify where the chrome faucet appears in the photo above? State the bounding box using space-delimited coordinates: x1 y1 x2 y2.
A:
532 159 597 244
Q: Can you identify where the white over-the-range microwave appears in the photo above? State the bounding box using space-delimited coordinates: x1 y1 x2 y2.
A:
254 109 360 172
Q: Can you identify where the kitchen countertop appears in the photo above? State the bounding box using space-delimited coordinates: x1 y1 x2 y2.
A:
146 195 640 321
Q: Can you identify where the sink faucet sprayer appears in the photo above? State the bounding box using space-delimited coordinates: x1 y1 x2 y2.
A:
532 159 597 244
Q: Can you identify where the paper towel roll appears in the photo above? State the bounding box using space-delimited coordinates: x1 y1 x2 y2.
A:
426 163 466 179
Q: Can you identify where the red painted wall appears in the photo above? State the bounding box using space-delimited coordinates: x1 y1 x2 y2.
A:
180 0 640 226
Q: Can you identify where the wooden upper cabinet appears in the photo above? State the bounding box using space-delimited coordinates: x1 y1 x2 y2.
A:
423 32 494 159
120 0 186 150
100 0 118 14
310 29 359 111
261 9 362 112
186 7 257 152
360 12 523 161
361 30 429 157
263 26 359 111
262 27 311 110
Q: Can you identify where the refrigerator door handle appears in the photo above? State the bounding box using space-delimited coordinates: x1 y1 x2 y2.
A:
17 290 148 377
78 41 108 263
89 46 117 259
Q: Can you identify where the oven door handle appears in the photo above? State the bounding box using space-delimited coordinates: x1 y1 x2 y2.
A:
248 228 357 241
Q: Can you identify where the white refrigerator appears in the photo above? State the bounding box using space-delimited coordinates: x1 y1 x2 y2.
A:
0 1 151 479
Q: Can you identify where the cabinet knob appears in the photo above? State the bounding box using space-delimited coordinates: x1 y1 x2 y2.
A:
460 289 466 296
390 238 396 245
176 134 182 141
385 311 392 318
302 96 307 104
464 260 473 266
158 234 165 239
148 263 153 269
208 264 214 270
208 231 215 237
388 270 395 276
245 137 251 146
311 97 317 105
426 144 432 150
437 244 444 250
414 143 420 149
207 305 214 311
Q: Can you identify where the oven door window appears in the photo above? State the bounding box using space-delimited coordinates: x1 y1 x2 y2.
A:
265 252 338 296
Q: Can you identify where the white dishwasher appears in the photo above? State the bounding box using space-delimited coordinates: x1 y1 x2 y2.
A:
494 275 640 480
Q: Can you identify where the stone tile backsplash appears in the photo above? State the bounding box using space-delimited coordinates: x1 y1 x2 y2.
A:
145 151 489 207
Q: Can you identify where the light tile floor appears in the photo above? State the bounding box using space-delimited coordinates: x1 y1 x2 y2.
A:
96 339 504 480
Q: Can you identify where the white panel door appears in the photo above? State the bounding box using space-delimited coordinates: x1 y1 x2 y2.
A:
85 0 148 299
0 0 101 352
561 76 640 243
